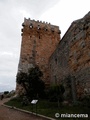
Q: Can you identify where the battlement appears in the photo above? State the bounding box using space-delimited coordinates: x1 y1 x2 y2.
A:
21 18 61 35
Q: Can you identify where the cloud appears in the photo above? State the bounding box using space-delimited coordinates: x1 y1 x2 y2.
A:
0 79 15 92
0 52 13 56
14 0 60 18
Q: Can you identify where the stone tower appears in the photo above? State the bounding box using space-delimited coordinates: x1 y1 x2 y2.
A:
16 18 61 93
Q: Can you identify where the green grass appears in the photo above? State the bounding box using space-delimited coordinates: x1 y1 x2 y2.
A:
5 98 90 120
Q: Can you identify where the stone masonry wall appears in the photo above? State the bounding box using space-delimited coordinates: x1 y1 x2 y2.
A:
69 13 90 98
49 12 90 99
16 18 61 93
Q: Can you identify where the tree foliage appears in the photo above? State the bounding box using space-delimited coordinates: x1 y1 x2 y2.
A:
16 66 45 100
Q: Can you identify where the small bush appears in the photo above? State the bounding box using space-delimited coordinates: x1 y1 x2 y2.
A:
48 84 65 103
80 95 90 108
4 91 9 95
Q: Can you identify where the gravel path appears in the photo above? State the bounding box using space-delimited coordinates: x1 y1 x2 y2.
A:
0 99 48 120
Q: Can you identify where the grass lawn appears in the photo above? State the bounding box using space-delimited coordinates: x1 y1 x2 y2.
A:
5 97 90 120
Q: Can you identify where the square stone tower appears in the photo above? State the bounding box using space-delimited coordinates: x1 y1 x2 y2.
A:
16 18 61 93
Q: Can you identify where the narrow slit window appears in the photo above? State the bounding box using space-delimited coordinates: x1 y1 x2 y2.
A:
55 58 57 64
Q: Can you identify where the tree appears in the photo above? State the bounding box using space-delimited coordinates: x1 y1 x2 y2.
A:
16 72 29 94
4 91 9 95
16 66 45 100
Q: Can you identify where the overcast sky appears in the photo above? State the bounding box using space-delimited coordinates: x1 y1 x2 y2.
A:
0 0 90 92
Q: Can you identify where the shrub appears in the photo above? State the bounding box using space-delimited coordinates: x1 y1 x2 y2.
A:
48 84 65 104
80 95 90 108
4 91 9 95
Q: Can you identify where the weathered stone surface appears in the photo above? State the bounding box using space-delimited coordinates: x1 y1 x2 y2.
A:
49 11 90 99
16 18 61 94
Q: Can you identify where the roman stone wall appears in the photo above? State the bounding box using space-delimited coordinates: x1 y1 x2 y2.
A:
49 12 90 99
69 12 90 98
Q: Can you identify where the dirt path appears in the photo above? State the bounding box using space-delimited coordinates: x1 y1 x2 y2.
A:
0 99 48 120
0 98 11 105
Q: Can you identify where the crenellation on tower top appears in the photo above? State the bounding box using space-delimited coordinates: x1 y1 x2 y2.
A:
22 18 60 34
